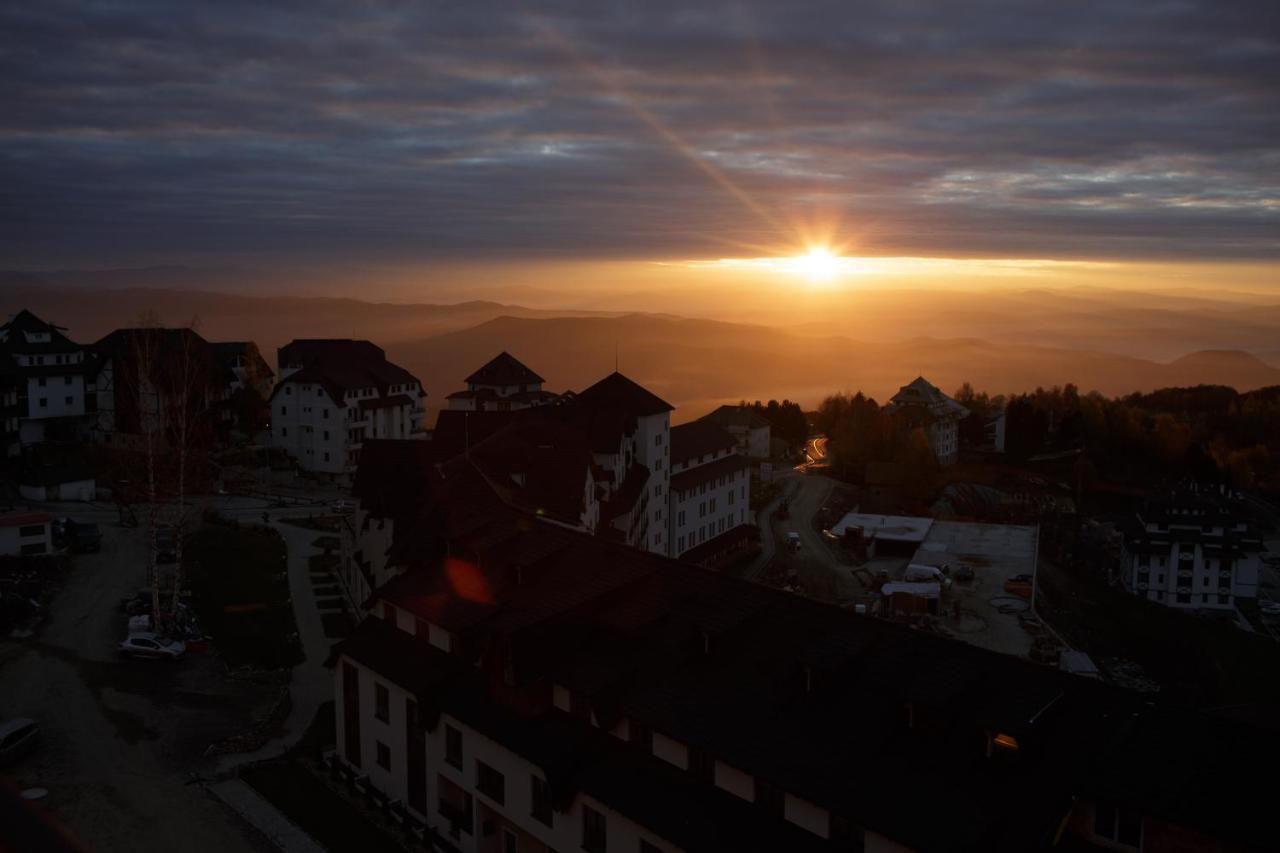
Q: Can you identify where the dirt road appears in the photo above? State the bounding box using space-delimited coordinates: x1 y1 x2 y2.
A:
0 520 274 852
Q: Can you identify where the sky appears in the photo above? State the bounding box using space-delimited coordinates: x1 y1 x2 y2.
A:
2 0 1278 282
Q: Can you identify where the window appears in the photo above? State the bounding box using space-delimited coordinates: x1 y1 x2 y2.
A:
728 490 734 505
755 778 784 818
476 760 505 805
699 502 706 518
323 409 329 419
37 377 46 387
280 405 287 416
1093 802 1142 848
38 398 47 408
64 376 72 385
323 430 330 440
531 775 553 826
281 427 288 437
677 510 685 525
376 741 391 770
445 724 462 768
677 536 685 552
65 396 73 405
582 805 607 853
375 682 390 722
709 498 716 512
502 829 518 853
324 452 330 462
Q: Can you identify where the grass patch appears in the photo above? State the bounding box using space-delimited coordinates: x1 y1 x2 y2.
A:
187 526 302 669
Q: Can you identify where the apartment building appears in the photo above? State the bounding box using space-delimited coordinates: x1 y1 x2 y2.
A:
698 405 771 459
445 351 559 412
91 327 236 447
0 310 93 453
1121 488 1262 610
270 339 425 476
328 450 1272 853
885 376 969 465
668 420 752 562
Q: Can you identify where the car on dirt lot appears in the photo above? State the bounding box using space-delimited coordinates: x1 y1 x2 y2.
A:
0 718 40 765
118 632 186 661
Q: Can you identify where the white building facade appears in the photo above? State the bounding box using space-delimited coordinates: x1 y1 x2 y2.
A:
270 339 425 476
668 421 751 560
1122 493 1262 611
0 310 92 452
886 376 969 466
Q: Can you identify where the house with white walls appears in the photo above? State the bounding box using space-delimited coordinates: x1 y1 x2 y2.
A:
326 449 1270 853
668 420 752 563
269 339 425 476
886 376 969 465
0 310 93 453
445 351 559 412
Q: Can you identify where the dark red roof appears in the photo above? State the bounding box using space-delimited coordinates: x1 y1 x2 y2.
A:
0 511 50 527
670 421 736 465
575 372 672 417
464 351 545 387
358 393 414 412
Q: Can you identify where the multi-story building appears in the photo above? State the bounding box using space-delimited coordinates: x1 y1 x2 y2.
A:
668 420 752 562
1120 488 1262 610
270 339 426 476
210 341 274 398
0 510 52 557
328 449 1273 853
0 310 94 453
445 351 559 412
698 405 771 459
886 376 969 465
91 327 235 447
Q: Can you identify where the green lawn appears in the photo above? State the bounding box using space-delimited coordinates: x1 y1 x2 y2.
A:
186 525 303 668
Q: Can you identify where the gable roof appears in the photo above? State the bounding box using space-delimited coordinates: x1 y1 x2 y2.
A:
0 309 80 353
887 376 970 420
700 404 770 430
670 421 736 465
465 351 545 387
575 372 673 418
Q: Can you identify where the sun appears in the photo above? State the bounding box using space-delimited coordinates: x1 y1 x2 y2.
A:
792 247 840 281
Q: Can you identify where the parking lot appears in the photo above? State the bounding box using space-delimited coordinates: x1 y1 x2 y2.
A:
0 516 280 852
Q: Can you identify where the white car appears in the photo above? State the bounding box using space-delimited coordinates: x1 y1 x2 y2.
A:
331 499 356 515
118 632 186 660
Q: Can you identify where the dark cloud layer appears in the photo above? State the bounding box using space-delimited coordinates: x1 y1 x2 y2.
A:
1 0 1277 265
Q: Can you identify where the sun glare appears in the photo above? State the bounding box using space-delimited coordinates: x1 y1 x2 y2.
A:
793 248 840 281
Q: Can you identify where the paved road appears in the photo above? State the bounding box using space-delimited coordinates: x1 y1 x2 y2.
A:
0 520 275 852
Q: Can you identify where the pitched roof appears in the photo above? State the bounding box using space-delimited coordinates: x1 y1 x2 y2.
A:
887 376 970 420
0 309 80 354
464 351 545 387
670 421 736 465
700 404 770 430
574 372 673 417
670 452 748 493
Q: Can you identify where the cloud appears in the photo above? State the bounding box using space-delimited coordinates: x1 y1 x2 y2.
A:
1 0 1277 266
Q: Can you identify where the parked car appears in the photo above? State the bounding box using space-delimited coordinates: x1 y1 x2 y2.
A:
0 718 40 765
331 499 356 515
67 520 102 553
785 531 802 552
155 526 178 563
118 632 186 660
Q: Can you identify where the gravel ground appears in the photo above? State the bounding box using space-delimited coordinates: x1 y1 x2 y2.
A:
0 518 279 853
